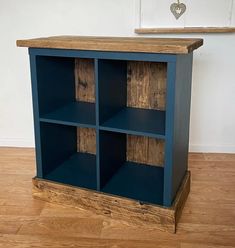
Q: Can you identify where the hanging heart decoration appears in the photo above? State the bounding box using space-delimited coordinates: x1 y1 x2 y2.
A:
170 0 186 20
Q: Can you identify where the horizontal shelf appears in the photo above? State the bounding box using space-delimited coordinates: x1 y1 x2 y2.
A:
102 161 164 205
100 107 165 139
40 101 96 128
44 152 96 190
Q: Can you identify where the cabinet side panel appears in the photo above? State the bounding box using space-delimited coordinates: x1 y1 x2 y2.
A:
127 61 166 166
29 54 42 177
164 62 176 206
164 54 193 206
172 54 193 199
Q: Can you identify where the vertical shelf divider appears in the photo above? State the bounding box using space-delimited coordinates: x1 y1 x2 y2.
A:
97 59 127 189
95 58 101 191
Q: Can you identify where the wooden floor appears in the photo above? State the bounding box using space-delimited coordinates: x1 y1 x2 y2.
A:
0 148 234 248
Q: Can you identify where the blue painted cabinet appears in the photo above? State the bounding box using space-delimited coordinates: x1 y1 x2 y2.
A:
28 48 193 207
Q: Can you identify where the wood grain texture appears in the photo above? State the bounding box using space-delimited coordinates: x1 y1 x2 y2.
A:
135 27 235 34
75 58 95 103
126 61 166 166
127 61 166 110
127 135 164 166
77 128 96 154
0 148 235 247
75 58 96 155
16 36 203 54
32 171 190 233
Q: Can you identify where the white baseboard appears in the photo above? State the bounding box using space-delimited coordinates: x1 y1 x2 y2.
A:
189 144 235 153
0 138 34 148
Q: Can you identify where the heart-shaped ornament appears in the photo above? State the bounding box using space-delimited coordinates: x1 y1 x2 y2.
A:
170 2 186 20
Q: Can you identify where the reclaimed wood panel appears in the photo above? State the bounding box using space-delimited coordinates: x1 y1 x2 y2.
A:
32 171 191 233
77 128 96 155
16 36 203 54
127 61 166 110
127 135 164 166
75 58 95 103
75 58 96 154
127 61 166 166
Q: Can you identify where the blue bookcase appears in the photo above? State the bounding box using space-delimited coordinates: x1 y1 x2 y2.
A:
22 36 202 209
28 48 192 207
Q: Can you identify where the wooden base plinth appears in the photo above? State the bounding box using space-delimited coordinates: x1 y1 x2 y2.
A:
32 171 190 233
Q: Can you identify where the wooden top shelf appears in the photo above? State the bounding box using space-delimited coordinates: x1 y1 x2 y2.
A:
16 36 203 54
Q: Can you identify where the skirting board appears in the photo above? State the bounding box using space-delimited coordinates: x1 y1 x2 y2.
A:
32 171 191 233
189 144 235 153
0 138 34 148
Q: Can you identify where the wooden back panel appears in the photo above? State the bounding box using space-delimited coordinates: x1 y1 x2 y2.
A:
127 61 166 166
75 58 166 166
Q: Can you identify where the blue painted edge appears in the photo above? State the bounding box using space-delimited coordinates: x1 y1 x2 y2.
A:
39 118 96 128
99 126 165 140
95 58 100 191
28 48 176 63
164 61 176 207
29 54 43 178
171 53 193 201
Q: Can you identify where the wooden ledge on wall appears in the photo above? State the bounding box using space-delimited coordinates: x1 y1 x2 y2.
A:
135 27 235 34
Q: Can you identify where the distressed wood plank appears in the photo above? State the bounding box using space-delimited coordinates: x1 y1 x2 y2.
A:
126 61 166 166
75 58 96 155
32 171 191 233
75 58 95 103
16 36 203 54
127 61 166 110
77 128 96 155
127 135 164 166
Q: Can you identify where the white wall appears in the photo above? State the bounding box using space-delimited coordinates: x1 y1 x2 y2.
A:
140 0 234 28
0 0 234 152
0 0 135 147
137 0 235 153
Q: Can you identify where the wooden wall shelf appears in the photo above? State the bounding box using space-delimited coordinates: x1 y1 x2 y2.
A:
135 27 235 34
17 36 203 233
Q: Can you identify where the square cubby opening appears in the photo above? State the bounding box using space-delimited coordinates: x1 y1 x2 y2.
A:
39 123 97 190
98 59 166 138
99 131 165 205
36 56 95 127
